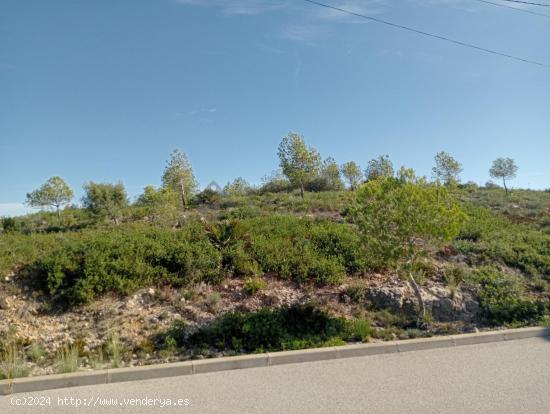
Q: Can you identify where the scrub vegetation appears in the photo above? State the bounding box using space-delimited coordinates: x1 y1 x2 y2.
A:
1 135 548 376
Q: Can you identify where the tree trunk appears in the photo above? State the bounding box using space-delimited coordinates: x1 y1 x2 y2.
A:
56 204 62 225
503 178 508 195
179 181 187 212
300 183 304 199
409 272 426 324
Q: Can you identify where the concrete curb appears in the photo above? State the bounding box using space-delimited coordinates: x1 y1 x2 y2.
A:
2 326 548 395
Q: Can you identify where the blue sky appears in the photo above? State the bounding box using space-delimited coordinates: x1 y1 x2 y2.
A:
1 0 549 216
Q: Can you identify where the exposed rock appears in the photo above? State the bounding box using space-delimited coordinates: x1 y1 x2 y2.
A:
367 285 410 312
0 294 10 310
366 276 480 322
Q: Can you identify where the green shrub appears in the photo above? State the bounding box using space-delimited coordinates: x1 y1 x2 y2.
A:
243 276 267 295
346 318 371 341
476 267 548 324
160 305 368 353
350 176 464 271
30 223 222 305
455 206 550 280
27 343 46 362
246 215 365 284
204 292 222 312
345 281 370 304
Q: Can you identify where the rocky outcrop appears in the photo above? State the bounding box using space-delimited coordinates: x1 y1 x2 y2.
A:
367 281 480 322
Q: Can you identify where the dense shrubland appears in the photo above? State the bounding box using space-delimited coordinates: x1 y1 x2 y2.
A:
1 139 549 376
1 182 549 322
4 215 367 306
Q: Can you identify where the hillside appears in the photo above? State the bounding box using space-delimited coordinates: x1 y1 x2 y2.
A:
1 185 549 379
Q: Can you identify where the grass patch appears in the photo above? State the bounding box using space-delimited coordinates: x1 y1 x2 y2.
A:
56 344 79 374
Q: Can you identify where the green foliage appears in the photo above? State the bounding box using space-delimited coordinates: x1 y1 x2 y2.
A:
223 177 253 197
489 157 518 194
475 267 548 324
25 176 73 218
106 334 124 368
258 170 292 194
319 157 344 191
455 205 550 279
364 155 394 182
278 132 321 198
135 186 178 222
162 149 198 207
0 333 30 380
246 215 366 284
160 305 369 353
243 276 268 295
221 206 262 220
204 292 222 312
458 187 550 230
432 151 462 185
0 232 62 277
1 217 20 233
195 188 222 205
346 318 372 341
340 161 362 190
345 280 370 304
350 176 464 270
27 343 46 362
82 181 128 224
56 343 79 374
30 223 223 305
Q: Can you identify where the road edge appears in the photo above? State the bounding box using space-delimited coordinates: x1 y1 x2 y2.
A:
2 326 549 395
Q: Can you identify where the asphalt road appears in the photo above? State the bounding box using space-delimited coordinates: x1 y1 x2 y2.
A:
2 337 549 414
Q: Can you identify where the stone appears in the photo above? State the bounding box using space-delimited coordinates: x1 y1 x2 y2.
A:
0 295 10 310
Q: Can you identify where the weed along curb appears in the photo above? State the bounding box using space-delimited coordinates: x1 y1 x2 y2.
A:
2 327 549 395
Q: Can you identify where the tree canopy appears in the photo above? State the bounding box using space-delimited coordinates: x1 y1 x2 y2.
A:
365 155 394 181
320 157 344 191
432 151 463 186
277 133 321 198
340 161 362 190
224 177 252 197
161 149 198 209
350 174 464 320
489 158 518 194
82 182 128 224
25 176 73 218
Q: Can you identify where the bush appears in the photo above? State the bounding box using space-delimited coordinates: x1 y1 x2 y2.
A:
455 205 550 280
160 305 369 353
350 176 464 271
476 267 548 324
345 280 370 304
30 223 222 305
195 189 221 205
246 215 365 284
243 276 267 295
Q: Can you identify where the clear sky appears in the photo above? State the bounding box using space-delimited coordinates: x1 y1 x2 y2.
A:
1 0 549 216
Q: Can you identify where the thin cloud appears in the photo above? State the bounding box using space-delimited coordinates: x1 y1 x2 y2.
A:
280 24 327 44
175 0 285 15
312 0 390 21
175 107 217 117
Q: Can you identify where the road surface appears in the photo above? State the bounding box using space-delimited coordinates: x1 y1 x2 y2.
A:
2 337 549 413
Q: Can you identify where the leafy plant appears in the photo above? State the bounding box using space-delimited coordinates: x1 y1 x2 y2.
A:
243 276 267 295
476 267 548 324
159 305 369 353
